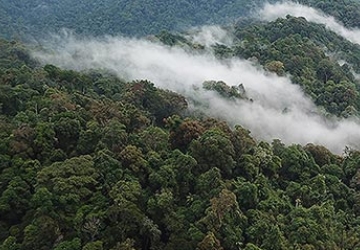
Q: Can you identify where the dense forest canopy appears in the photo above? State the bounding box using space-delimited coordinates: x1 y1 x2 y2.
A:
1 36 360 249
0 0 265 40
2 0 360 40
233 15 360 117
297 0 360 28
2 0 360 249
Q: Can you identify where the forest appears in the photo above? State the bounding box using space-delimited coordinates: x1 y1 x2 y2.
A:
1 0 360 250
1 0 360 40
0 0 264 40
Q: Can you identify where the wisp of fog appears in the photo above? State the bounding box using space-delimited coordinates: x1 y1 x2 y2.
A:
258 1 360 46
33 26 360 154
185 25 235 47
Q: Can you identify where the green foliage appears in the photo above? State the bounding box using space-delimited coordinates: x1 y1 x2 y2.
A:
203 81 248 100
233 15 360 116
54 238 81 250
298 0 360 29
83 241 103 250
190 129 236 178
0 0 267 40
0 236 20 250
197 231 223 250
0 32 360 250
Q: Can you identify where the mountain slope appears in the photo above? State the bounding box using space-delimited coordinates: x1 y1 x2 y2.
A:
0 0 266 40
233 15 360 116
297 0 360 28
2 1 360 249
2 0 360 41
1 38 360 250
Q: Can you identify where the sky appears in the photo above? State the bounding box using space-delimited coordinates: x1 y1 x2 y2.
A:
32 2 360 154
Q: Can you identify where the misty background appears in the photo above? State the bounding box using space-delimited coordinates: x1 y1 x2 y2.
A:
258 2 360 45
32 2 360 154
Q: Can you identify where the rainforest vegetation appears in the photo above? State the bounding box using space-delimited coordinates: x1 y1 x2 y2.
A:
235 16 360 117
0 0 265 39
1 0 360 40
1 0 360 249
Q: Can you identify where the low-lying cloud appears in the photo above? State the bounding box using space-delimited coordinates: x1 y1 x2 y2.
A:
258 1 360 45
185 25 235 47
33 27 360 154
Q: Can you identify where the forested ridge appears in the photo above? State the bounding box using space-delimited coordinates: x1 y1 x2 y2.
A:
1 22 360 248
0 0 265 40
1 0 360 40
297 0 360 28
159 14 360 118
234 16 360 117
2 0 360 249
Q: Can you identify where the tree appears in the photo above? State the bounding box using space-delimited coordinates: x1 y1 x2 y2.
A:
254 142 282 179
109 238 136 250
9 124 35 158
0 176 32 225
233 179 259 210
197 232 223 250
265 60 285 76
279 145 320 182
22 216 61 250
196 188 247 249
167 117 205 152
77 121 101 155
139 217 161 250
190 129 235 178
316 59 335 84
36 155 99 234
234 154 260 181
101 119 128 154
261 225 288 250
0 236 20 250
106 180 144 246
93 150 123 192
195 168 224 199
166 149 197 199
53 238 81 250
135 126 169 153
82 241 103 250
54 116 81 154
243 243 262 250
33 122 56 163
231 125 256 158
119 145 149 184
304 144 337 167
209 189 239 228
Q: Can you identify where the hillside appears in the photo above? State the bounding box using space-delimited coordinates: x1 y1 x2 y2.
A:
297 0 360 28
32 11 360 152
2 0 360 40
233 15 360 117
2 1 360 249
1 37 360 250
0 0 263 40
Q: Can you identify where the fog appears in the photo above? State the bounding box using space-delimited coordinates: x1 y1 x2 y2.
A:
184 26 235 47
258 1 360 45
33 26 360 154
